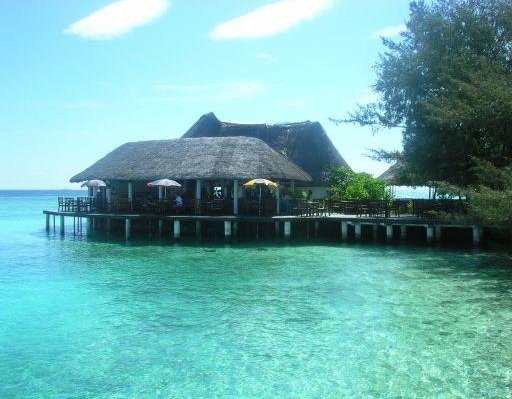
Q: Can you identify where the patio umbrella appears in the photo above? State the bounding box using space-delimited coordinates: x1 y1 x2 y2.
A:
243 179 279 216
81 179 107 188
147 179 182 188
147 179 182 200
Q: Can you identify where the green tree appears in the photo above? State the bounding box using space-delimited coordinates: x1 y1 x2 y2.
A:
338 0 512 187
328 166 391 200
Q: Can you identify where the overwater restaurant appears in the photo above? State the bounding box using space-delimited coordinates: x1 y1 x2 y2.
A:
70 136 312 216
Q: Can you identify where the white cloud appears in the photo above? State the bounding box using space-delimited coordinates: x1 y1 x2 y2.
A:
64 0 170 39
256 53 278 62
152 81 266 102
372 24 406 39
210 0 334 40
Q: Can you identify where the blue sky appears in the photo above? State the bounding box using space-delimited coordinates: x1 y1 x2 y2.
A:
0 0 411 189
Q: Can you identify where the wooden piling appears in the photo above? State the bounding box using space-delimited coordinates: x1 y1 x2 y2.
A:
125 219 131 240
46 213 50 232
386 225 393 241
435 226 442 242
372 224 378 241
224 220 232 238
173 220 181 239
284 221 291 239
400 225 407 240
341 222 348 241
59 215 65 235
473 226 482 246
195 221 201 238
426 226 434 244
354 223 362 240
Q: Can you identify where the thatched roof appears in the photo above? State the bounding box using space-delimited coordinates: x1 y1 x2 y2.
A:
379 162 405 185
379 164 396 182
182 113 349 182
70 137 312 183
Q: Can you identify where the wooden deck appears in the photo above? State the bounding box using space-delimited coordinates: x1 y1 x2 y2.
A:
43 210 484 245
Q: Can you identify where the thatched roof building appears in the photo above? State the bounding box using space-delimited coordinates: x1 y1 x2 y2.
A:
70 136 311 183
379 163 399 183
182 113 349 183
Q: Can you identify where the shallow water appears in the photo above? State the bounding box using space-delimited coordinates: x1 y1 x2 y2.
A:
1 191 511 398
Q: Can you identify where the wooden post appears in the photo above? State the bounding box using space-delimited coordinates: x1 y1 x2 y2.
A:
59 215 65 235
473 226 482 246
158 187 163 201
314 220 319 238
435 226 442 242
128 182 133 212
275 180 280 215
284 221 291 239
195 221 201 238
426 226 434 244
386 225 393 241
224 221 232 238
354 223 362 240
106 218 111 235
275 221 280 237
173 220 180 239
128 182 133 202
372 224 378 240
45 213 50 232
106 188 112 211
233 180 239 215
158 219 163 237
233 221 238 238
400 225 407 240
341 222 348 241
195 179 202 215
125 219 131 240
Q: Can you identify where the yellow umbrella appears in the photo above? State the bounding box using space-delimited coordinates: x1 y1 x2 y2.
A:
243 179 278 189
243 179 279 216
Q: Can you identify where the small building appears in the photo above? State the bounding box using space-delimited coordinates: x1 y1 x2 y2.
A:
70 136 312 215
182 113 350 199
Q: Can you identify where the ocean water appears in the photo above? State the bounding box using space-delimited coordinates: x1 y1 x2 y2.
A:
1 191 511 398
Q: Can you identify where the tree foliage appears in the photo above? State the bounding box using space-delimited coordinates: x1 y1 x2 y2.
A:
340 0 512 187
328 166 391 200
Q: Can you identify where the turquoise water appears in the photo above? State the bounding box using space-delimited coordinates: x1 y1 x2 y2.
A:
1 192 512 398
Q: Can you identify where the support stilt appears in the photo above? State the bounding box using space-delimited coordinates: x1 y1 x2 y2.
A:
46 214 50 232
158 219 163 237
372 224 378 241
435 226 442 242
275 221 280 237
195 221 201 238
341 222 348 241
224 221 232 238
174 220 181 239
314 220 319 238
59 215 65 235
473 226 482 246
386 225 393 241
426 226 434 244
354 223 362 240
284 221 291 239
125 219 131 240
400 225 407 240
